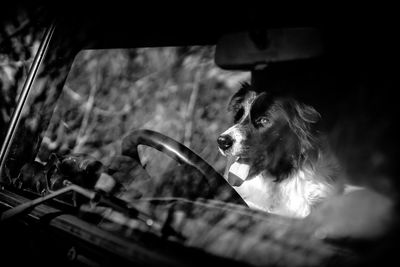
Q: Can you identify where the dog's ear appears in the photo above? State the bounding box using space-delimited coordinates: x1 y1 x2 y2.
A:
295 103 321 124
286 100 320 154
228 82 253 111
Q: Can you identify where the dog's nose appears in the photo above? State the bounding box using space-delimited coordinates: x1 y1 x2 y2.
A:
217 135 234 150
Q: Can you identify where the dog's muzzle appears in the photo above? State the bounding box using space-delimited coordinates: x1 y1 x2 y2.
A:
217 134 234 151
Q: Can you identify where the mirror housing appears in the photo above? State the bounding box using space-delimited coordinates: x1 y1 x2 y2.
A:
215 27 323 70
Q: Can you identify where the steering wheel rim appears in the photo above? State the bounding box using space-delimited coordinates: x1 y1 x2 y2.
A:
121 129 247 206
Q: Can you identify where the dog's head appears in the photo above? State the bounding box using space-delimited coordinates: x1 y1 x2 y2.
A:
218 83 321 181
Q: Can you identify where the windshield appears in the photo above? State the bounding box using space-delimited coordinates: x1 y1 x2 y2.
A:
33 46 249 198
0 38 397 266
49 47 246 170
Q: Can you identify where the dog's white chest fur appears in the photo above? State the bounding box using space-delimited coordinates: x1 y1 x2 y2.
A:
233 168 334 218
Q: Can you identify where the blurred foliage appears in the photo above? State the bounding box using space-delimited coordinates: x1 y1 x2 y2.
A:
0 5 46 139
37 47 250 177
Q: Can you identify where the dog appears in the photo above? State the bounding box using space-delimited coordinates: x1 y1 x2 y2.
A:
218 82 348 218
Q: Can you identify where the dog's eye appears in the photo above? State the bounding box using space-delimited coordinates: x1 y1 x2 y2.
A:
255 116 270 127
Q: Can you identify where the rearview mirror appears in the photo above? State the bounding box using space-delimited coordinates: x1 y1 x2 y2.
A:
215 27 323 70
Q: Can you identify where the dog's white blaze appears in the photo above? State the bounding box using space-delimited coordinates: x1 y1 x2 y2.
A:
220 125 246 156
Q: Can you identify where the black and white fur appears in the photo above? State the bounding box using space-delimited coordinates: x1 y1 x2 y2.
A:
218 83 348 218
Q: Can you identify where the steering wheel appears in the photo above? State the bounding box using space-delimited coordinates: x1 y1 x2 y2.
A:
121 129 247 206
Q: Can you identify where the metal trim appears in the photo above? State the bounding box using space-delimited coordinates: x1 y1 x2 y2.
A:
0 23 56 178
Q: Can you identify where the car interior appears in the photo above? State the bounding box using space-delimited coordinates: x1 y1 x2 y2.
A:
0 4 399 267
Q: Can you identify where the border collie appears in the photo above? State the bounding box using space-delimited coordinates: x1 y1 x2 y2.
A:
218 83 346 218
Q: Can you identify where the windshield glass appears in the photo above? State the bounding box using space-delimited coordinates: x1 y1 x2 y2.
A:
54 47 247 170
5 46 250 199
